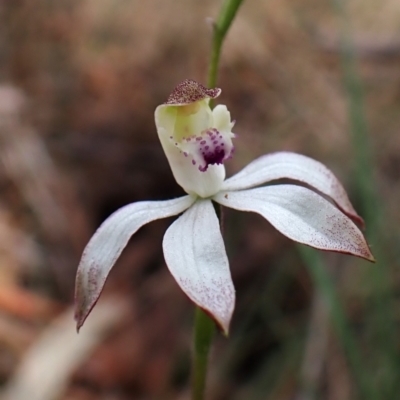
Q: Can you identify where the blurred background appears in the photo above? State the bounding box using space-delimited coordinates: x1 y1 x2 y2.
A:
0 0 400 399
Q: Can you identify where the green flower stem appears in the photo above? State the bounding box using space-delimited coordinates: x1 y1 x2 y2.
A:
207 0 245 90
191 2 245 399
192 307 216 400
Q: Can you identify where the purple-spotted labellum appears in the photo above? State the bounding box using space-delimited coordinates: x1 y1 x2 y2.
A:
155 79 235 197
75 79 374 335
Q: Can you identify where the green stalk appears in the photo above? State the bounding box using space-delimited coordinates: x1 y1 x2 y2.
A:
192 308 216 400
191 1 245 399
207 0 245 90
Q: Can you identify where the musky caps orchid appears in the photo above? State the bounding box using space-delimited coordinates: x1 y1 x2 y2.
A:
75 79 374 335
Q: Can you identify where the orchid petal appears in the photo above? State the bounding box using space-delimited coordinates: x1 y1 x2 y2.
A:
214 185 374 261
221 152 363 225
75 195 196 331
163 199 235 334
212 104 235 132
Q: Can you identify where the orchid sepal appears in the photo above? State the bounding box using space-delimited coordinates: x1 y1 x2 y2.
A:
221 152 364 226
214 185 374 262
163 199 235 335
75 195 196 331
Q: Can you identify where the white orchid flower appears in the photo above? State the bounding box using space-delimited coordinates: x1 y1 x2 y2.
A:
75 79 374 335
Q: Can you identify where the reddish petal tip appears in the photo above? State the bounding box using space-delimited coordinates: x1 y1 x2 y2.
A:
74 293 99 334
200 307 231 336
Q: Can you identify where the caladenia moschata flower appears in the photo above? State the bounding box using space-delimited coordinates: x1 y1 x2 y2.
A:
75 79 374 335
